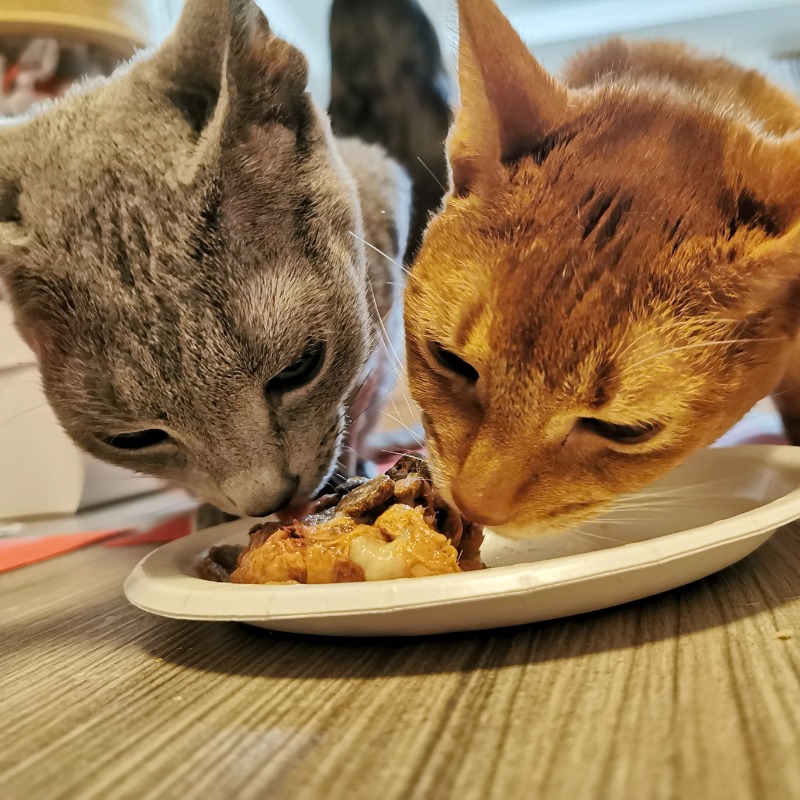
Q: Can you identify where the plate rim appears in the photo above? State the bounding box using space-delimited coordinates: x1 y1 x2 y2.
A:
124 444 800 621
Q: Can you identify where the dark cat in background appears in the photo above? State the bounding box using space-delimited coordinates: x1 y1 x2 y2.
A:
329 0 452 260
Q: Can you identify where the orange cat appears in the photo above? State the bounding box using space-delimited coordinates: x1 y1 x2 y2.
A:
404 0 800 538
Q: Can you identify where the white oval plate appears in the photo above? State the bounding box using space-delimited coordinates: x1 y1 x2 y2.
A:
124 446 800 637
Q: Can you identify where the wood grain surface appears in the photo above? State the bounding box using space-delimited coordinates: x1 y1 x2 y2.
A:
1 524 799 800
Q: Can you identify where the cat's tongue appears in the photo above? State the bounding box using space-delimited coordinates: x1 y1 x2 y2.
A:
275 503 311 525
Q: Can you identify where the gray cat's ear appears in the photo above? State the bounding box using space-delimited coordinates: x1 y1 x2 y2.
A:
0 175 30 260
0 176 22 226
155 0 310 139
0 267 56 360
449 0 568 197
0 166 47 356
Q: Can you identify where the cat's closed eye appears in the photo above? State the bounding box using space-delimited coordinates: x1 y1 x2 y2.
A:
578 418 661 445
265 341 326 395
103 429 173 451
428 341 479 383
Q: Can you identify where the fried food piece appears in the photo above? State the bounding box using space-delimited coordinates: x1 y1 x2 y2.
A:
335 475 395 517
198 455 485 585
231 504 461 584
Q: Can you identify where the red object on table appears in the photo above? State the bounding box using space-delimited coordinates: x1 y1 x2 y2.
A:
3 64 19 93
104 514 193 547
0 513 195 574
0 529 130 574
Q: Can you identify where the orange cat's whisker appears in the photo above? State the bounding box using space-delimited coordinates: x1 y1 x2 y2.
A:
569 530 628 546
625 337 785 371
378 410 425 445
614 480 733 501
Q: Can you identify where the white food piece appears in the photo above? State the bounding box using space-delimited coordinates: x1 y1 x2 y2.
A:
349 532 412 581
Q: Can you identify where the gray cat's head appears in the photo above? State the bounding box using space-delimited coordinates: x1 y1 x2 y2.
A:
0 0 377 516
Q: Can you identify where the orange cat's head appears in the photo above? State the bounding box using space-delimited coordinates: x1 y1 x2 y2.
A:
405 0 800 538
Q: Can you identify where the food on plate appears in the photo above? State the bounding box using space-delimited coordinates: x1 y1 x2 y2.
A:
196 456 485 584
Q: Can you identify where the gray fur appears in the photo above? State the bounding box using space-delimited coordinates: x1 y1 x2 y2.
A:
0 0 410 517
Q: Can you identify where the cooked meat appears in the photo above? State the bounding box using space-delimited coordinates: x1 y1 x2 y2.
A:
335 475 395 518
195 544 246 583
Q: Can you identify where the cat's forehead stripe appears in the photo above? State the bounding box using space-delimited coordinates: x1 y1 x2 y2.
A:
453 301 486 349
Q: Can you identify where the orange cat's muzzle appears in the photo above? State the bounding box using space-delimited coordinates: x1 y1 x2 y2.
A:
451 488 512 528
450 469 530 529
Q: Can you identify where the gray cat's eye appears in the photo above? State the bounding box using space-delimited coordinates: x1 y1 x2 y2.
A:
104 429 172 451
579 418 661 445
429 342 479 384
265 342 326 395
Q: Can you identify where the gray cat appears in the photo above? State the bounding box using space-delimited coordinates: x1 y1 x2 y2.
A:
0 0 410 518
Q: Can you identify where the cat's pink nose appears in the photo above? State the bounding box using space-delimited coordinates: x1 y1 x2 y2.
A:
451 488 512 528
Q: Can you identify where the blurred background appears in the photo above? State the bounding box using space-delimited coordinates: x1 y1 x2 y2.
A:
1 2 796 111
149 0 800 103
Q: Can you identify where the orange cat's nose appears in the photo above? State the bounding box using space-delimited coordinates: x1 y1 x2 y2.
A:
451 487 512 528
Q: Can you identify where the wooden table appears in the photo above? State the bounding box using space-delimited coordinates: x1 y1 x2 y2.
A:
1 524 799 800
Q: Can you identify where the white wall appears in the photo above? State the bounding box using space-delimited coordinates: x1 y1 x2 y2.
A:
261 0 800 104
149 0 800 105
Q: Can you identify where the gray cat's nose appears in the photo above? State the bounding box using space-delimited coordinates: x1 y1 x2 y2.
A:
222 473 300 518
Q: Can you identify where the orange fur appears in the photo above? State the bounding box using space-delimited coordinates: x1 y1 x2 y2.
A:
404 0 800 539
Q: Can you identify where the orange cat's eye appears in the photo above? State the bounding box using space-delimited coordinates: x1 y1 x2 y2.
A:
428 342 479 383
579 418 661 445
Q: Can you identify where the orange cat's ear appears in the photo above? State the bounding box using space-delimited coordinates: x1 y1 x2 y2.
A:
720 129 800 311
725 129 800 236
450 0 568 196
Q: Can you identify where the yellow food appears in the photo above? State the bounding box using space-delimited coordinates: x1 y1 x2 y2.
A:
231 504 462 585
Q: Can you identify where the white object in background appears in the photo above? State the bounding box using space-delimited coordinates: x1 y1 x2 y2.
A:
0 300 164 521
126 445 800 638
8 488 197 541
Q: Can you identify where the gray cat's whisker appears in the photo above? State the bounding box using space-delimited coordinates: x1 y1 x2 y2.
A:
334 367 404 425
373 335 419 425
369 283 405 368
380 449 423 459
378 410 425 444
350 231 404 272
0 403 51 429
367 284 416 426
417 156 447 193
